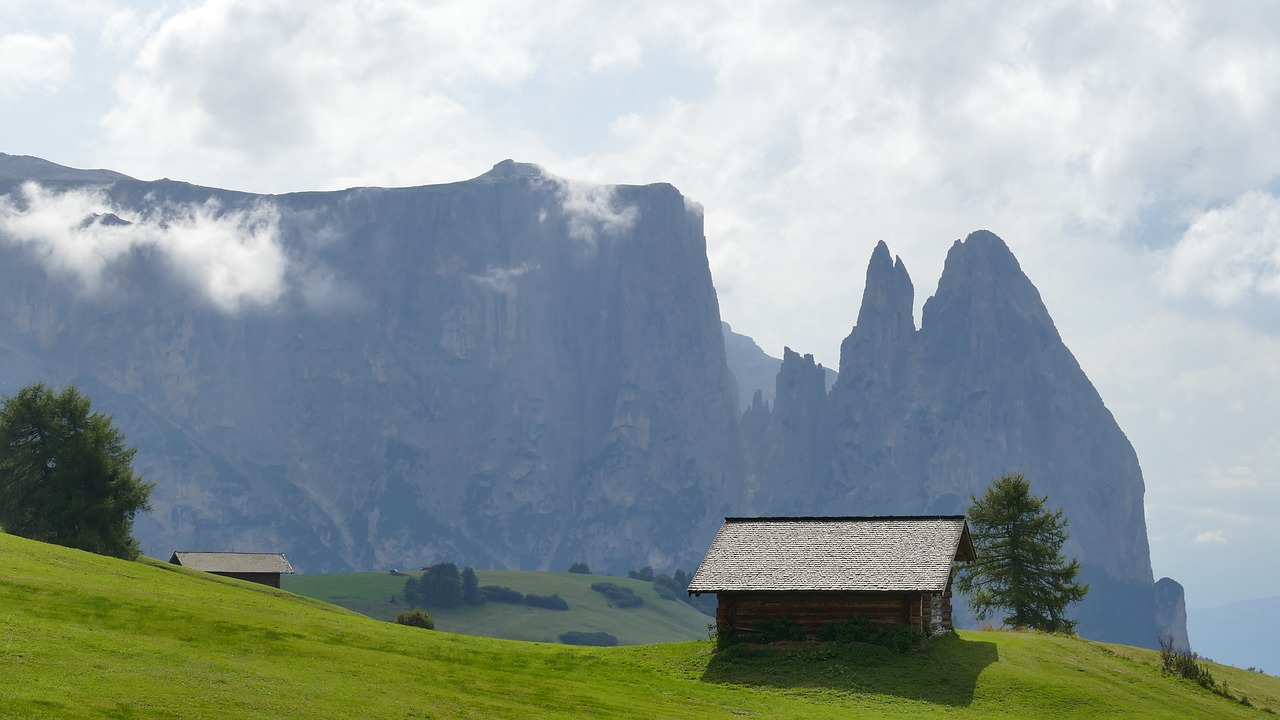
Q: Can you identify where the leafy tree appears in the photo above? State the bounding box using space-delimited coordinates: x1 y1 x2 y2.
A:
0 383 153 559
461 566 484 605
956 473 1088 632
395 609 435 629
673 568 692 589
407 562 464 608
559 630 617 646
627 565 654 582
567 562 591 574
523 593 569 611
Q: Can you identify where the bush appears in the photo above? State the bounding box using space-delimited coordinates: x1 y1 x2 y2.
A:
813 617 924 653
653 574 683 601
479 585 524 604
559 631 618 647
395 609 435 629
568 562 591 574
752 617 805 644
1159 634 1216 690
816 616 875 644
524 593 569 611
591 582 643 608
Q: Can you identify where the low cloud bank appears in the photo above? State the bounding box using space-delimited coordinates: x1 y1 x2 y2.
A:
0 182 287 313
548 175 639 248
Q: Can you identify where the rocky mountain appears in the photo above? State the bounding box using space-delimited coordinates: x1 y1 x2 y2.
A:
0 154 1178 647
721 322 836 412
742 233 1170 648
0 155 745 573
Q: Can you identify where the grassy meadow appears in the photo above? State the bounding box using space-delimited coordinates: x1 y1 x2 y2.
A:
2 531 1278 719
283 569 712 645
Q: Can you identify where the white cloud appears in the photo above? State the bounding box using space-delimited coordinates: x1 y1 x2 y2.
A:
470 263 532 294
1158 192 1280 306
589 36 642 73
1193 530 1227 545
0 182 287 313
96 0 549 192
0 31 74 96
547 175 639 247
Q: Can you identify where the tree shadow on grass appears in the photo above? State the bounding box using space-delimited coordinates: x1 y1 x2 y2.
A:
701 633 999 707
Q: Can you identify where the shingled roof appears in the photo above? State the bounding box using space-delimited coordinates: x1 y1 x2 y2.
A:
687 516 975 594
169 551 295 575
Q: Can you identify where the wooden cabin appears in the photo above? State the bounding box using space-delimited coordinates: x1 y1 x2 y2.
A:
169 551 296 588
688 516 976 639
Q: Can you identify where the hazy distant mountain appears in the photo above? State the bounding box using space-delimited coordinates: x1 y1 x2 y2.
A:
0 152 133 183
1189 597 1280 672
721 321 836 412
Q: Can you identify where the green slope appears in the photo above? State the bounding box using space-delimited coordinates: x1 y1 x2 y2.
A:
1 532 1277 719
283 570 712 644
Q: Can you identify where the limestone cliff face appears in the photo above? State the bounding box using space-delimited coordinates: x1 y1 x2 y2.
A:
751 231 1166 647
1154 577 1190 651
0 158 746 573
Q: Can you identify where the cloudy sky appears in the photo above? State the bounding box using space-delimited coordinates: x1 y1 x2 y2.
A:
4 0 1280 610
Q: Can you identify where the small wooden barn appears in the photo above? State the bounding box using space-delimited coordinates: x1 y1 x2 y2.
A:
688 516 976 638
169 551 296 588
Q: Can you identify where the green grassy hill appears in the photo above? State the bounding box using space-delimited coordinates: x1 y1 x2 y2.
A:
283 569 712 645
2 532 1279 719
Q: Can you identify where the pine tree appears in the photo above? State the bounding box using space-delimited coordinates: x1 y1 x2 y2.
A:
956 473 1088 632
0 383 153 559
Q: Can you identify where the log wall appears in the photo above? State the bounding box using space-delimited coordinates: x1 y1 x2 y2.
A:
210 571 282 588
715 589 954 637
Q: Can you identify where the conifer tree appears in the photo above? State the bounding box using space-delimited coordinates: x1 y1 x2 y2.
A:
0 383 152 559
956 473 1088 632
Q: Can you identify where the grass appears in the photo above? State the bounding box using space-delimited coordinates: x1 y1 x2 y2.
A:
283 570 712 645
1 531 1277 718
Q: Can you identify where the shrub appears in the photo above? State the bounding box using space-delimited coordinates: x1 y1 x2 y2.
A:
813 617 925 653
524 593 569 611
568 562 591 574
1159 634 1215 690
816 616 875 644
479 585 524 604
653 574 683 601
395 609 435 629
752 617 805 644
591 582 643 608
559 631 618 647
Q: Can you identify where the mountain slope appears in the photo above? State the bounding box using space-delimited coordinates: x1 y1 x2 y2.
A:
2 532 1276 719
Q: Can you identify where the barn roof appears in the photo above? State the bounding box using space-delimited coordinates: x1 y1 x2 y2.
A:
687 515 975 594
169 551 295 575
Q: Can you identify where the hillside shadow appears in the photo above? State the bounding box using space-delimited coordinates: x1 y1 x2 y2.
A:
701 634 998 707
